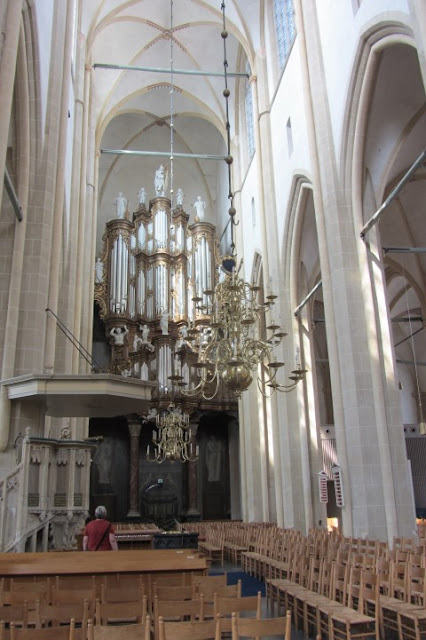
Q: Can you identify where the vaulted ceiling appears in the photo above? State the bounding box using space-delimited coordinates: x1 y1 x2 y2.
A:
83 1 259 251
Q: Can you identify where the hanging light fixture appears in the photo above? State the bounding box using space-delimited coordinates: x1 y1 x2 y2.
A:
179 1 306 400
146 401 198 463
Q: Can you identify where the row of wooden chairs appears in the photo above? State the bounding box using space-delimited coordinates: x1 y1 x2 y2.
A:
182 520 426 575
0 572 260 640
0 593 292 640
156 611 292 640
267 551 426 640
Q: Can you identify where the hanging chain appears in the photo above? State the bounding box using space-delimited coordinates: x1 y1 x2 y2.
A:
170 0 175 208
221 1 237 255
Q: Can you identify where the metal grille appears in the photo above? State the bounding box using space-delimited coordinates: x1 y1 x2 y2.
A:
54 493 66 507
28 494 39 507
74 493 83 507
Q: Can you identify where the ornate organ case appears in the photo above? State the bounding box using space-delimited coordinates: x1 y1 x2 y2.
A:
95 195 219 393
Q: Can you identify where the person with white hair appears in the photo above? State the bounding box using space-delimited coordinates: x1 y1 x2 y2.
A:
82 505 118 551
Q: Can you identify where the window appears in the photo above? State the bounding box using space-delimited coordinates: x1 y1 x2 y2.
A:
245 63 256 160
274 0 296 70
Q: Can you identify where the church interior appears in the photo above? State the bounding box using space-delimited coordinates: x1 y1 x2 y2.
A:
0 0 425 564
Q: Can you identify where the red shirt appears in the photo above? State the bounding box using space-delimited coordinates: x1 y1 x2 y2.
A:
84 519 115 551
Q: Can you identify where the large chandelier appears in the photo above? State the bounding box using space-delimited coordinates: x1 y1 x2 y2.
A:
178 2 306 400
146 400 198 463
181 263 306 399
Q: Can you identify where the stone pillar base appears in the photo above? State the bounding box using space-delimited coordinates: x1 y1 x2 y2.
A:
126 510 141 519
183 509 201 522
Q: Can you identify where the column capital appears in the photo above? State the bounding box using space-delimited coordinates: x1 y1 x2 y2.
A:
127 417 141 438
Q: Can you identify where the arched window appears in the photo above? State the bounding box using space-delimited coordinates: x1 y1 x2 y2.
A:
245 63 255 160
274 0 296 70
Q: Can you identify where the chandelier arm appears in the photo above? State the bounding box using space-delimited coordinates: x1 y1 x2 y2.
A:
257 376 275 398
200 375 221 401
275 382 300 392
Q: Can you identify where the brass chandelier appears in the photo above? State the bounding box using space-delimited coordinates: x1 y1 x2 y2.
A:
178 1 306 400
146 402 198 463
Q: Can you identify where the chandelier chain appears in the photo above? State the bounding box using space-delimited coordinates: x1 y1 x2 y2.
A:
169 0 175 207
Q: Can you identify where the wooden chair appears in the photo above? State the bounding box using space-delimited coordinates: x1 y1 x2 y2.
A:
146 572 192 588
397 608 426 640
52 587 97 607
266 551 310 618
198 580 242 606
333 561 350 605
230 610 292 640
267 545 294 581
152 595 205 640
408 565 426 606
292 556 323 633
241 530 265 576
192 573 227 598
198 531 225 566
39 600 90 630
280 554 311 625
329 569 379 640
209 591 262 635
9 580 52 601
153 584 194 601
0 590 47 608
100 577 144 603
375 557 391 596
315 562 352 640
87 615 151 640
0 603 35 628
8 620 79 640
54 576 97 591
266 549 298 615
390 560 409 601
94 596 147 626
377 584 423 638
297 559 335 638
158 614 221 640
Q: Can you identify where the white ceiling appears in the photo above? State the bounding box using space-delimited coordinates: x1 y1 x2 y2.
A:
83 1 257 252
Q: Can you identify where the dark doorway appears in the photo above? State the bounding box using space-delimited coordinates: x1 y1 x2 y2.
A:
199 414 231 520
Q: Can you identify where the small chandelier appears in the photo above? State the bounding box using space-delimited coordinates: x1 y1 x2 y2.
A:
179 2 306 400
146 402 198 463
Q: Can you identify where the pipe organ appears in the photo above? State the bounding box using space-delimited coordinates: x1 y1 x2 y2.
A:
94 192 219 393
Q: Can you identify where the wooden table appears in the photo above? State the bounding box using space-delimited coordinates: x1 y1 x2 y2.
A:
0 549 207 577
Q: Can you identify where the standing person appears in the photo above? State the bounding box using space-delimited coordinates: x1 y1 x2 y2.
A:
82 505 118 551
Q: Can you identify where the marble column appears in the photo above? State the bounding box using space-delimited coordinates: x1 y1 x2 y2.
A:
185 421 200 520
127 417 141 517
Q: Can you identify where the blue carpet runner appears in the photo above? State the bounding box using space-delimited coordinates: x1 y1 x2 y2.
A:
210 571 266 597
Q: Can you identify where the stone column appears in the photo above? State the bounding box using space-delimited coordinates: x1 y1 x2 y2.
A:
0 0 23 209
127 417 141 518
185 421 200 521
